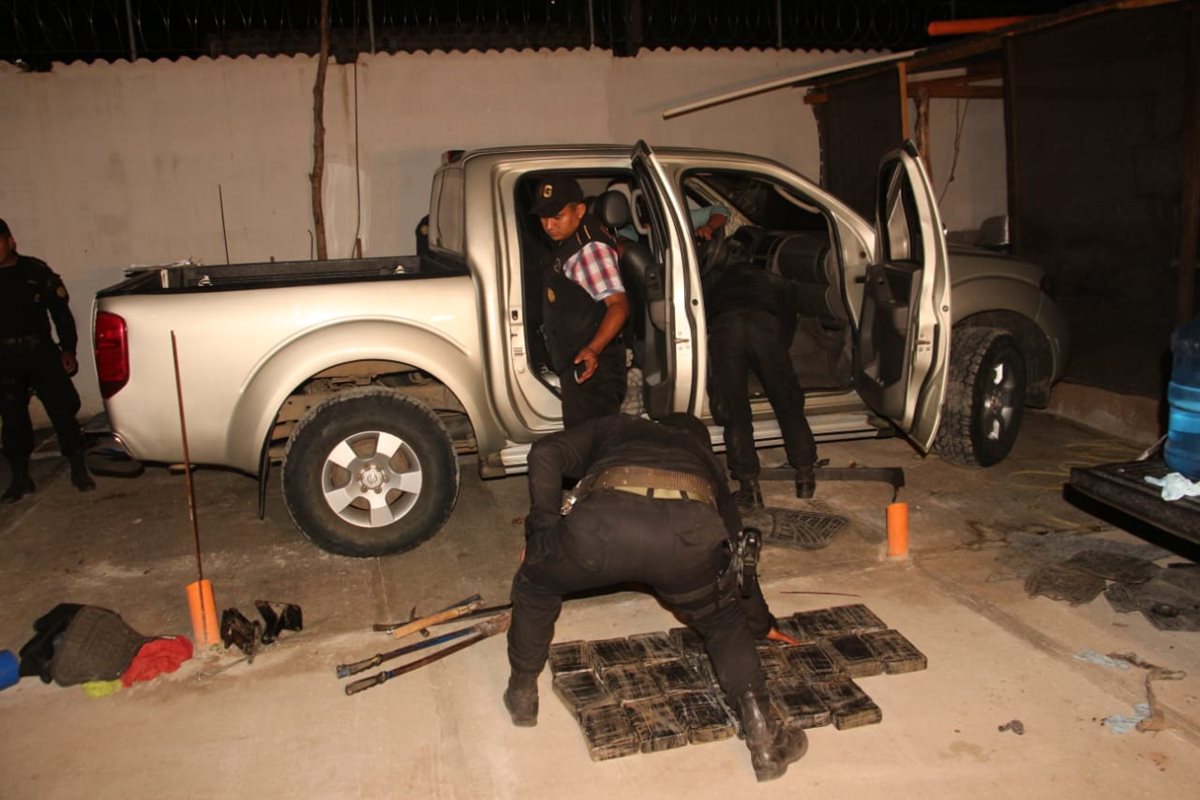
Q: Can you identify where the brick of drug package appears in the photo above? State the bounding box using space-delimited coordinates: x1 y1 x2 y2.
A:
860 629 928 674
548 640 592 675
667 689 738 744
809 677 882 730
578 701 642 761
819 634 885 678
624 695 689 753
628 631 681 664
600 663 662 703
553 670 613 718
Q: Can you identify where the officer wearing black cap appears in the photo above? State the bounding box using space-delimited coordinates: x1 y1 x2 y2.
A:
502 413 808 782
530 176 629 427
0 218 94 501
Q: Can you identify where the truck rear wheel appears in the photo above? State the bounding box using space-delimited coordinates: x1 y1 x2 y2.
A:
933 326 1027 468
281 388 459 557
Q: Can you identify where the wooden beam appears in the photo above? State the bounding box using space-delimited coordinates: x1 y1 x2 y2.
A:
899 62 910 140
910 84 1004 99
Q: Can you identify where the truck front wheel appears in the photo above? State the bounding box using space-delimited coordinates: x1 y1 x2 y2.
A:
933 326 1027 468
281 388 459 557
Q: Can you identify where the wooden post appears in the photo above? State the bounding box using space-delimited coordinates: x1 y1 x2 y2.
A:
915 87 932 185
310 0 330 261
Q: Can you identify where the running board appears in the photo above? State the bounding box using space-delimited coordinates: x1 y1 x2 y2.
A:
493 411 885 475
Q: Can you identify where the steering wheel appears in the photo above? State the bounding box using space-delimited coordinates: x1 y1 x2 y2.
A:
696 226 729 281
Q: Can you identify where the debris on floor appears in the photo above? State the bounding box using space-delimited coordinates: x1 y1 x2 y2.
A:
548 604 925 761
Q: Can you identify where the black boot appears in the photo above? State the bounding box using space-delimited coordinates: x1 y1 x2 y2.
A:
737 686 808 782
68 452 96 492
2 462 35 503
794 465 815 499
733 478 764 510
503 671 539 727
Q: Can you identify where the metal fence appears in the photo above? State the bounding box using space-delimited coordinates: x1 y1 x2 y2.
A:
0 1 1073 66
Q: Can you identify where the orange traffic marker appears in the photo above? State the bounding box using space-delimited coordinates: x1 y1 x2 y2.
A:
886 502 909 560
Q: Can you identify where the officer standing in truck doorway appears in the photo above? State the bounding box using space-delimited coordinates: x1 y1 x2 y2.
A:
0 218 95 502
531 177 629 428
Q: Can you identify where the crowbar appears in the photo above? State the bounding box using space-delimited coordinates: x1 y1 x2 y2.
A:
344 612 511 696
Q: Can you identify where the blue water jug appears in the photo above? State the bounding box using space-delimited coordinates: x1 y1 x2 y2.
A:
1165 319 1200 479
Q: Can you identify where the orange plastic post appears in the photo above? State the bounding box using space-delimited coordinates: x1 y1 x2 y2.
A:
886 502 910 560
186 579 221 646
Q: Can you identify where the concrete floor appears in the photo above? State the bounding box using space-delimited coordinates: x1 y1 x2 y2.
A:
1 411 1198 799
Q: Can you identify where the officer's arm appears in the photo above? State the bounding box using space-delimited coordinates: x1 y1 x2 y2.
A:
44 271 79 355
575 291 629 380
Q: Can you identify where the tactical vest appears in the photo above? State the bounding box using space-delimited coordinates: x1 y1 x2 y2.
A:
539 216 618 374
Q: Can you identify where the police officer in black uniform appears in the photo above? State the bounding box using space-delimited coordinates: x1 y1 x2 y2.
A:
531 177 629 428
0 218 94 502
503 413 807 782
705 259 817 507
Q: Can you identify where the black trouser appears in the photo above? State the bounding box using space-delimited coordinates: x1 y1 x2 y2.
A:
508 488 772 699
709 309 816 481
558 340 626 429
0 340 83 467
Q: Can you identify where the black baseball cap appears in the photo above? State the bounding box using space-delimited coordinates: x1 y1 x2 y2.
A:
0 218 9 237
530 177 584 217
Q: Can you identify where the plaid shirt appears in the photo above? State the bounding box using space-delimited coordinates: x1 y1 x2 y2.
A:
564 241 624 301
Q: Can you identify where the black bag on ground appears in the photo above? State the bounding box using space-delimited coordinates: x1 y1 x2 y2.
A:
18 604 148 686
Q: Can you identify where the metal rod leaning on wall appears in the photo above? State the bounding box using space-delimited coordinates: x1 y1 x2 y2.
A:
124 0 137 61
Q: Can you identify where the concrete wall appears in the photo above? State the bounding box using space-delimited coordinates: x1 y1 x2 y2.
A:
0 47 1004 424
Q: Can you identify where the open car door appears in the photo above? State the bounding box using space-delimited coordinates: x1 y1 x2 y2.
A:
854 143 950 451
630 140 706 417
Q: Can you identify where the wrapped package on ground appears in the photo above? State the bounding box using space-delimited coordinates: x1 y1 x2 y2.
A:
628 631 681 664
623 695 689 752
578 701 642 761
809 677 882 730
553 670 612 718
600 663 662 703
819 634 885 678
860 629 928 674
548 639 592 675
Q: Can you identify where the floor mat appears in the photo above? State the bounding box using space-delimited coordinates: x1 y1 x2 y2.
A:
548 604 925 761
741 507 851 551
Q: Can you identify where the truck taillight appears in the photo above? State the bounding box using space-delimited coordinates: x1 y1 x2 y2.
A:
94 311 129 399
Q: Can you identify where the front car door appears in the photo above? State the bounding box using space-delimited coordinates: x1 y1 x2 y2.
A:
854 143 951 450
631 140 705 418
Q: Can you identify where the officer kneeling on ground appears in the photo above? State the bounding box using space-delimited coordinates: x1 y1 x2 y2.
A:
0 217 94 501
503 413 807 782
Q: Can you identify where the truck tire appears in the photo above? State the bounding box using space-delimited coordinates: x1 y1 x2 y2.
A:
933 326 1027 468
281 387 459 557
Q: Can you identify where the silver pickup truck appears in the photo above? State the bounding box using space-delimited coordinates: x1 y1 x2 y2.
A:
91 141 1069 557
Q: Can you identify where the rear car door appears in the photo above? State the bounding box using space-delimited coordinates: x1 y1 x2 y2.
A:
854 143 951 451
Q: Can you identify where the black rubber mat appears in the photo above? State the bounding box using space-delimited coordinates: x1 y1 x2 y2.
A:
1024 562 1108 606
548 605 926 761
752 507 851 550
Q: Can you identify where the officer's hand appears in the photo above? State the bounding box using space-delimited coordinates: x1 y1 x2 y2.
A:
573 347 598 383
61 351 79 377
695 223 715 241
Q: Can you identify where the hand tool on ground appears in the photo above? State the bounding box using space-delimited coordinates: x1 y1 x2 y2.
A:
372 587 480 633
381 595 484 640
345 612 511 696
336 625 478 678
426 602 513 627
196 654 250 682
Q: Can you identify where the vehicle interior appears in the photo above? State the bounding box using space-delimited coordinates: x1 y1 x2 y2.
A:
513 166 854 414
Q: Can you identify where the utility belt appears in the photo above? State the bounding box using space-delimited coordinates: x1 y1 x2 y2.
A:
592 465 716 508
0 334 43 350
561 465 717 515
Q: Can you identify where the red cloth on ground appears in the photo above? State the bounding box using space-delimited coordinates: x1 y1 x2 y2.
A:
121 636 194 687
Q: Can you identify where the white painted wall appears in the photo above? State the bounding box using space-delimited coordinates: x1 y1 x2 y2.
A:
0 47 1004 425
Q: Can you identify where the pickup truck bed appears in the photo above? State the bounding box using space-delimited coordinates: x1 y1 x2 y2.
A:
97 255 464 296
